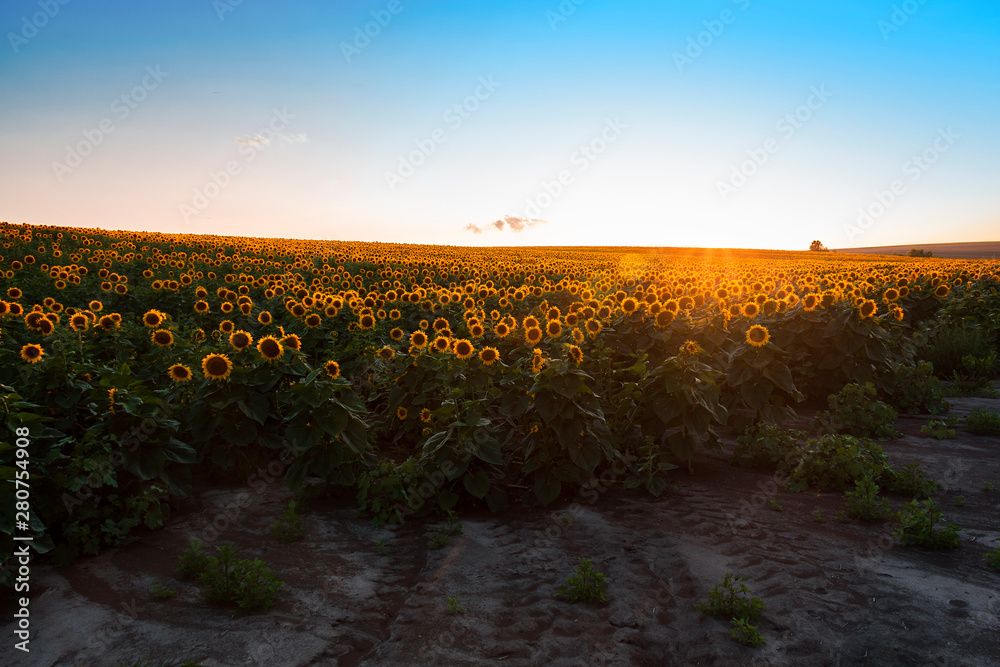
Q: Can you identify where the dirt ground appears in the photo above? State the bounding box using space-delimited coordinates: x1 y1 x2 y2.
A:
5 394 1000 667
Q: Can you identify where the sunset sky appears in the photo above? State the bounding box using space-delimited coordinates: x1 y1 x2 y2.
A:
1 0 998 249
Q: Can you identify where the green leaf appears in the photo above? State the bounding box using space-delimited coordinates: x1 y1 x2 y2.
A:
463 469 490 499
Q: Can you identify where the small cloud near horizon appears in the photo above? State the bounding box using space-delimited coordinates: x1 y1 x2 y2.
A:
465 215 547 234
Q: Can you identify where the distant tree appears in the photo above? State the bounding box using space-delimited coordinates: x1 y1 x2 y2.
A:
809 240 828 252
908 248 933 258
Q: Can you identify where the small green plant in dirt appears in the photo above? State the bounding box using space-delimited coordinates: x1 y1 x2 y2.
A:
768 499 783 511
813 383 900 440
556 558 608 604
952 495 966 507
920 418 956 440
844 473 892 521
811 509 825 523
149 583 177 600
950 351 999 397
376 539 389 556
445 596 466 615
695 573 765 623
176 540 212 580
176 541 284 610
966 409 1000 436
786 434 893 492
729 616 766 647
429 527 450 550
444 510 464 536
732 423 805 470
886 361 948 416
887 463 941 499
269 500 306 543
895 500 961 549
983 482 995 492
984 540 1000 571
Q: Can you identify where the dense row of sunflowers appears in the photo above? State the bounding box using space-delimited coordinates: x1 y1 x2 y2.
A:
1 220 999 579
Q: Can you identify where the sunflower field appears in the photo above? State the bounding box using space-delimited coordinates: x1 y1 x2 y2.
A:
2 220 999 584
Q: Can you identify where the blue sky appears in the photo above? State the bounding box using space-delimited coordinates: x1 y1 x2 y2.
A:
1 0 997 249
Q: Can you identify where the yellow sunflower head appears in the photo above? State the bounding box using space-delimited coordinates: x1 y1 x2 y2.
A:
230 330 253 351
201 353 233 381
567 344 583 364
20 344 44 363
479 346 499 365
746 324 770 348
168 364 192 383
257 336 284 361
152 329 174 347
377 346 396 361
454 339 474 359
142 309 164 328
858 300 877 319
325 360 340 379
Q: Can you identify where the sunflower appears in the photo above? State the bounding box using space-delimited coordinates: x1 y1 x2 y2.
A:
433 317 450 331
201 353 233 380
390 327 404 341
98 315 118 330
389 309 401 320
858 300 877 319
621 298 638 314
410 330 428 348
36 318 54 335
683 340 700 355
7 287 22 299
531 351 546 374
746 324 770 348
325 360 340 379
934 284 950 298
168 364 193 382
567 344 583 364
217 320 234 335
420 408 433 423
432 335 451 352
88 300 102 312
495 322 510 338
69 313 89 331
470 323 484 338
377 346 396 361
742 302 759 318
882 288 899 303
229 330 253 351
194 300 210 313
257 311 272 325
20 344 44 363
253 336 282 361
546 320 562 338
396 406 408 420
655 310 675 328
280 333 301 351
571 328 585 344
522 315 540 330
802 294 819 311
304 313 322 328
454 339 474 359
142 309 165 327
114 284 127 295
893 306 904 322
479 346 499 365
152 329 174 347
545 306 561 321
524 326 543 344
359 314 375 329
